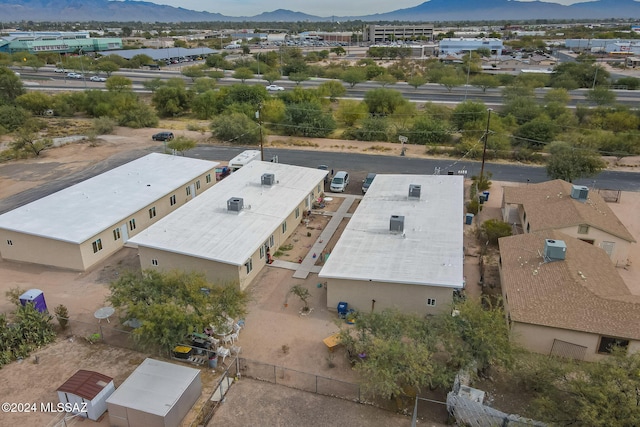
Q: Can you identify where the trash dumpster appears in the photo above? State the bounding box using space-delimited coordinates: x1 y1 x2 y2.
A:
465 213 474 225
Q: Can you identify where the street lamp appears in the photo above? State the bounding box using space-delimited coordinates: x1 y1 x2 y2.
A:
464 49 471 101
78 48 87 89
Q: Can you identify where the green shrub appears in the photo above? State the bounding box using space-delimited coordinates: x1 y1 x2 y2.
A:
479 219 512 245
92 116 117 135
54 304 69 330
467 199 479 215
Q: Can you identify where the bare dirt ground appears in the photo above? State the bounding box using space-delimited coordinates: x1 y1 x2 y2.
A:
0 123 638 427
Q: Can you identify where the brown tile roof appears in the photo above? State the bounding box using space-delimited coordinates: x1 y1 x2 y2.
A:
502 180 635 243
498 231 640 340
57 370 113 401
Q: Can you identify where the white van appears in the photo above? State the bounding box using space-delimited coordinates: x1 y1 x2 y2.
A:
330 171 349 192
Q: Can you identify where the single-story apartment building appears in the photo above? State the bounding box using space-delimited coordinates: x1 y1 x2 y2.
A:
498 231 640 361
320 175 465 316
129 161 327 291
502 180 635 266
0 153 218 271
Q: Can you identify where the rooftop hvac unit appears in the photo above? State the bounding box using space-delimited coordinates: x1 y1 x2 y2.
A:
544 239 566 261
227 197 244 212
408 184 421 199
390 215 405 233
570 185 589 202
261 173 275 186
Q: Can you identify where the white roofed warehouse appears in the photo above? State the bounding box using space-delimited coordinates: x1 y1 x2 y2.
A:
129 161 328 290
0 153 218 271
320 175 465 315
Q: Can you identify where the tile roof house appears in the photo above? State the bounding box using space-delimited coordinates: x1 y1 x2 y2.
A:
498 231 640 361
501 179 635 266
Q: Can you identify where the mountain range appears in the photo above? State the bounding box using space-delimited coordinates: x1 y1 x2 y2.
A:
2 0 640 22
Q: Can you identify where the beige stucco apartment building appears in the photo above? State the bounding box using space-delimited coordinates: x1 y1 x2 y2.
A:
0 153 218 271
320 175 465 316
129 161 327 291
502 180 635 266
498 231 640 362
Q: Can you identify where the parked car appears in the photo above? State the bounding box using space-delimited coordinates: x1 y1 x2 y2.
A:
330 171 349 193
152 132 174 141
266 85 284 91
90 75 107 82
66 72 83 79
362 173 376 194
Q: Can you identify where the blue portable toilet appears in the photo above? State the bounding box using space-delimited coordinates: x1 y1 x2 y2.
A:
19 289 48 313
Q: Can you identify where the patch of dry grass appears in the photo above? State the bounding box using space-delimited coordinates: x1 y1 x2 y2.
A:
42 118 93 137
363 145 392 152
269 139 319 147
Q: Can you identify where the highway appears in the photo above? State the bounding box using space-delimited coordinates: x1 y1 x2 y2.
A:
16 66 640 108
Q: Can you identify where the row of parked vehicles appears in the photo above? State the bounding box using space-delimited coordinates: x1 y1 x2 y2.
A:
321 167 376 194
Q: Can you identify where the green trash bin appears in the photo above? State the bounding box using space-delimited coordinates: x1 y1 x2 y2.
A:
465 213 474 225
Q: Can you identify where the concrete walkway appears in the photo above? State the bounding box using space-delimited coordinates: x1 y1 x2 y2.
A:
268 195 358 279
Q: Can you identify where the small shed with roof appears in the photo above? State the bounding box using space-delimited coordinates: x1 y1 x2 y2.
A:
56 370 115 421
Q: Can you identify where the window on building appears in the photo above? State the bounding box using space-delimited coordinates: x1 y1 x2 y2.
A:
206 174 212 184
597 336 629 354
151 259 158 266
129 218 136 231
578 224 589 234
427 298 437 307
245 258 253 274
295 207 300 219
196 180 201 190
282 221 287 233
269 235 274 246
149 207 156 219
260 246 265 258
92 238 103 253
113 228 121 240
170 195 176 206
526 223 530 233
523 211 527 223
7 239 13 246
186 186 191 196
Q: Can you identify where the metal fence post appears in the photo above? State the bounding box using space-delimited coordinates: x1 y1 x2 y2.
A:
274 364 277 384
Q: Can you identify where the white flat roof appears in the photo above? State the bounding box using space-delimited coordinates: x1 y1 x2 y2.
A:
106 358 199 416
0 153 218 244
320 175 464 288
129 161 327 266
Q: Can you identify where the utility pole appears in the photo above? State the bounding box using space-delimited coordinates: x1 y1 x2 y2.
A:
479 108 492 183
256 104 264 161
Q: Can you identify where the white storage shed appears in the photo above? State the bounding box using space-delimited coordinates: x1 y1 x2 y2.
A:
106 358 202 427
56 370 115 421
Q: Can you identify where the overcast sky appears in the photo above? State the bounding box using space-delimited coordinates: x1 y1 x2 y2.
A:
132 0 580 17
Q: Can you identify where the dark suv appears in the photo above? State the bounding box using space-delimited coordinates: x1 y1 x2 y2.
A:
152 132 174 141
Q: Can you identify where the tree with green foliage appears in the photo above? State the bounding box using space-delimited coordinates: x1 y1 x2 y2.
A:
263 71 281 85
282 101 336 138
151 83 193 117
130 54 154 69
288 72 309 86
615 76 640 90
232 67 254 83
440 75 464 92
192 90 223 120
586 86 617 106
9 120 52 157
364 88 407 116
407 74 427 89
513 115 557 149
210 112 260 145
318 80 346 102
226 84 268 110
330 46 346 56
409 116 451 145
105 75 133 92
451 101 488 131
192 77 217 94
0 66 25 104
142 77 164 93
289 284 311 312
470 74 499 92
336 100 367 127
373 73 397 87
479 219 512 245
181 65 206 82
349 116 391 141
0 105 30 133
94 60 120 77
167 136 197 155
260 98 286 126
341 68 367 88
108 270 248 354
546 142 606 182
15 92 53 115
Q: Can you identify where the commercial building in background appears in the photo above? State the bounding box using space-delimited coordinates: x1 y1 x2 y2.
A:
0 31 122 54
0 153 218 271
130 161 327 290
439 38 504 56
321 175 465 315
364 24 434 43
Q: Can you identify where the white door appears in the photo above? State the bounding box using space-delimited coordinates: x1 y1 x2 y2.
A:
189 183 196 198
600 241 615 257
120 225 129 242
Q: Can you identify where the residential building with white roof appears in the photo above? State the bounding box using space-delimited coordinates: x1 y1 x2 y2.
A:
320 175 465 315
129 161 327 290
0 153 218 270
